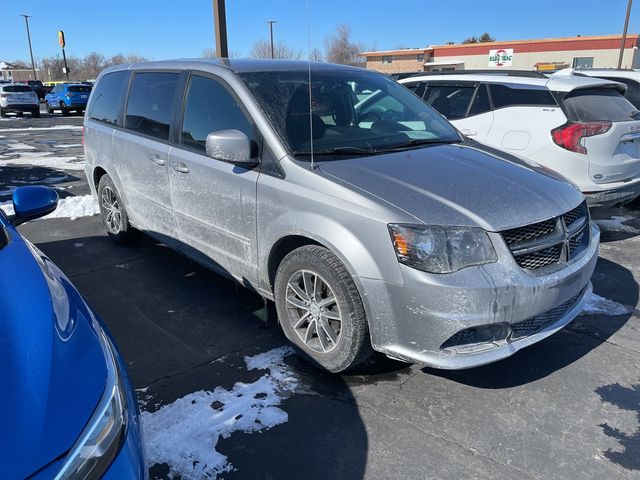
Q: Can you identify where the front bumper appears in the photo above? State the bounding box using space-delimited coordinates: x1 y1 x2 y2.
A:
361 224 600 369
584 177 640 207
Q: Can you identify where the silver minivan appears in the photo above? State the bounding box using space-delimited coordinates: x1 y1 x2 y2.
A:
84 59 599 372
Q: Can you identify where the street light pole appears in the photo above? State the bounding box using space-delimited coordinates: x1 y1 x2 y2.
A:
213 0 229 58
20 14 37 80
618 0 633 69
267 20 277 59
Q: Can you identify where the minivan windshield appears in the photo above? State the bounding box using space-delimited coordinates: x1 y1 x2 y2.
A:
238 69 461 158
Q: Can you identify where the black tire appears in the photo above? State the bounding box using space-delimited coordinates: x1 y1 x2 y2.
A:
274 245 373 373
32 109 40 118
46 102 53 114
97 174 141 245
61 103 69 117
16 112 23 117
0 108 5 118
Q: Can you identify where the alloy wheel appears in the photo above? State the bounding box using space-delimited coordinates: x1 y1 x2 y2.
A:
286 269 342 353
101 186 123 234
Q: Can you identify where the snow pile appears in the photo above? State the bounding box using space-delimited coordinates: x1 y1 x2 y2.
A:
0 125 82 132
0 150 85 171
0 194 99 220
581 292 634 316
52 143 82 148
142 346 298 480
595 216 639 234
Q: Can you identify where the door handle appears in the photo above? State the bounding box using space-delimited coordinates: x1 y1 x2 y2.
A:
149 154 165 166
171 162 189 173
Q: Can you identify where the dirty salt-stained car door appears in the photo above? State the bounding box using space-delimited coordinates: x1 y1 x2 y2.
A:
168 74 259 284
113 72 180 240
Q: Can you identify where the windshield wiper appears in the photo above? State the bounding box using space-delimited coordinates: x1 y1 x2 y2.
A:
374 138 461 152
293 146 376 155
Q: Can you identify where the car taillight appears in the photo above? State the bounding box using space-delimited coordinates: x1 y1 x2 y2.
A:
551 121 612 154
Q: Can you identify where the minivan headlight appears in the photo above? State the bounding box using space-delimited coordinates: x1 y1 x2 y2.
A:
388 224 497 273
55 327 127 480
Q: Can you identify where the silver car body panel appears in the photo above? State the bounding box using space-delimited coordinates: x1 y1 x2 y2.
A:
84 59 599 369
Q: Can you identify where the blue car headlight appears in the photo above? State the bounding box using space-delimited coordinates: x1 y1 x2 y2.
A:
388 224 498 273
55 326 127 480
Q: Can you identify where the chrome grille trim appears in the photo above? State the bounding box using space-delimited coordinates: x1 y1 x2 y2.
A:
500 201 590 271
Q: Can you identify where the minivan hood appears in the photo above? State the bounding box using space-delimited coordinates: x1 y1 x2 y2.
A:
0 224 106 479
317 142 584 231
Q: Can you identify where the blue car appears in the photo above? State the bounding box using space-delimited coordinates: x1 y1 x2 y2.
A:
45 83 92 116
0 186 146 479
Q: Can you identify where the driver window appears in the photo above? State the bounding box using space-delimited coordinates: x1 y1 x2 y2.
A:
181 75 253 153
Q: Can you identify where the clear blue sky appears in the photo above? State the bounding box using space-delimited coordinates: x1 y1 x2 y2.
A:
2 0 639 61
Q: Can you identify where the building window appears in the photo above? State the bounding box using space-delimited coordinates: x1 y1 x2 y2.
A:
573 57 594 69
382 56 392 64
416 54 424 62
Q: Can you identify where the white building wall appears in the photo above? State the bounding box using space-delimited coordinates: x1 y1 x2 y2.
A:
430 48 638 70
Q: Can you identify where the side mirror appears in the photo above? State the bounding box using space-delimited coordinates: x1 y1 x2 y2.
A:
10 186 58 226
205 129 257 165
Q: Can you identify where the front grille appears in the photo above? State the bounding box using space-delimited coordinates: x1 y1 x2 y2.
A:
500 201 590 272
511 289 585 339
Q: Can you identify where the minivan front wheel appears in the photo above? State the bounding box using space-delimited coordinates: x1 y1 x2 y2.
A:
97 175 141 244
274 245 373 372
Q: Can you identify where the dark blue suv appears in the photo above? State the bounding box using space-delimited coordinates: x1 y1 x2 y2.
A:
45 83 92 116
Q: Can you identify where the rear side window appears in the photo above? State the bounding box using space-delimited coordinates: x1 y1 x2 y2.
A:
3 85 33 92
125 72 179 140
490 84 557 108
68 86 91 93
424 84 475 119
88 71 129 126
562 87 640 122
181 75 253 153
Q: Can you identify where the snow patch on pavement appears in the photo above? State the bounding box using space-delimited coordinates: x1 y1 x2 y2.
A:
7 142 36 150
52 143 82 148
0 150 85 171
581 292 634 316
142 346 298 480
0 194 98 220
0 125 82 132
595 216 639 234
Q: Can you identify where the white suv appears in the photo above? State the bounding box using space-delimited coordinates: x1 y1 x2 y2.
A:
400 71 640 206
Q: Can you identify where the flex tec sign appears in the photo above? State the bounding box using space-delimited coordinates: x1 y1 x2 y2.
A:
488 48 513 67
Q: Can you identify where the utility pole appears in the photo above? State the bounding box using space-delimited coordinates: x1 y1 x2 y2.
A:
618 0 633 69
213 0 228 58
20 15 37 80
267 20 277 59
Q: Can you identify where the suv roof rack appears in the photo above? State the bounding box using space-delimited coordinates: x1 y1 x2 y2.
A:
398 69 548 79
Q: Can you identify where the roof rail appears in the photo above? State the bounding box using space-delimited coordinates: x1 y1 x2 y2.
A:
397 69 548 79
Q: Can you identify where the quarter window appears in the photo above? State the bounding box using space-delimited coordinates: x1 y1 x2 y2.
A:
125 72 179 140
88 71 129 126
180 75 253 153
489 84 557 108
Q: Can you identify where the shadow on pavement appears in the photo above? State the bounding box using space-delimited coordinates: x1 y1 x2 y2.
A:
0 165 80 200
422 257 638 389
35 232 369 480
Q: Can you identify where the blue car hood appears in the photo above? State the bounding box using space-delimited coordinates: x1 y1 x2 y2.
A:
0 219 107 479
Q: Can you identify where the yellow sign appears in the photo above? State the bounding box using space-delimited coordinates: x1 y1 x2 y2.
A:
58 31 65 49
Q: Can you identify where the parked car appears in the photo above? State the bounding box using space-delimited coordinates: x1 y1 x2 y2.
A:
16 79 46 100
84 60 599 372
0 83 40 117
555 68 640 110
0 186 146 479
400 71 640 207
45 83 92 116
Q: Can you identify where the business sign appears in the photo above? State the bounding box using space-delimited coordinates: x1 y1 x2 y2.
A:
488 48 513 67
58 30 66 48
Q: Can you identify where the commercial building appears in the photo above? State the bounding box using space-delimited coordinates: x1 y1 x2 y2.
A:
362 34 640 74
0 61 39 82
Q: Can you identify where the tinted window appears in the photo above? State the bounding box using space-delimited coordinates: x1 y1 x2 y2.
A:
562 87 640 122
598 77 640 109
468 84 491 116
3 85 33 92
424 84 475 119
125 72 179 140
403 81 423 95
88 71 129 126
181 75 253 152
490 84 557 108
68 86 91 93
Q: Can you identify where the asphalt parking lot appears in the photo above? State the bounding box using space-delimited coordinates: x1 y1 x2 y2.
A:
2 109 640 480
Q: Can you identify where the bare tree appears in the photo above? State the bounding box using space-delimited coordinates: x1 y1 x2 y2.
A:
201 48 217 58
36 52 148 82
478 32 496 43
249 39 302 59
325 24 364 66
309 47 324 62
462 36 479 44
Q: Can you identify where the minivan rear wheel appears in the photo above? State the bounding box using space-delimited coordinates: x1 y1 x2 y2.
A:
274 245 373 372
97 175 141 244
